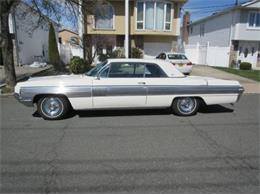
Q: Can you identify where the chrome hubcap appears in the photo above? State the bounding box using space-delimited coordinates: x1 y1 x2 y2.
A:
178 98 196 114
41 97 64 118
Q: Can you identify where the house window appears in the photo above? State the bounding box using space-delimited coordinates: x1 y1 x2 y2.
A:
248 11 260 29
136 1 172 31
94 2 114 30
200 24 205 37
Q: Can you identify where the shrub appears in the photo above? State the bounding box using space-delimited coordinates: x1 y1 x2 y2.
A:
98 54 108 62
110 48 125 58
48 23 63 71
69 56 91 74
240 62 252 70
98 48 125 62
131 47 143 58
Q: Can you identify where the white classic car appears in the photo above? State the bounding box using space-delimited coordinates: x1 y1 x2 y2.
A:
156 52 192 74
14 59 244 120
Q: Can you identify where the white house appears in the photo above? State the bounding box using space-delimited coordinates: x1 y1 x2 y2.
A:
8 2 59 66
184 0 260 69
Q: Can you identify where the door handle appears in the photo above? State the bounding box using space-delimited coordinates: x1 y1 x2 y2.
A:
138 82 146 85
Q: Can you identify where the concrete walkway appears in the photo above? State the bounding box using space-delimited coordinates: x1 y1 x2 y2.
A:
0 65 52 87
191 65 260 94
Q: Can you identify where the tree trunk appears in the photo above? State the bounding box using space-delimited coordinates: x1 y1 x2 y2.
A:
0 2 17 89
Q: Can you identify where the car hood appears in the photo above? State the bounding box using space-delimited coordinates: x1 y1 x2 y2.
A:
14 74 94 93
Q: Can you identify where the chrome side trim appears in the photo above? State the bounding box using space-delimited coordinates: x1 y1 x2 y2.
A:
93 86 147 97
16 85 243 107
147 85 241 95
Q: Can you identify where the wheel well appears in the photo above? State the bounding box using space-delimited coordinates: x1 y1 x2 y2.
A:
33 94 70 104
172 96 206 106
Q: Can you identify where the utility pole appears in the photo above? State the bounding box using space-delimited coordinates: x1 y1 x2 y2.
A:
125 0 129 58
235 0 239 5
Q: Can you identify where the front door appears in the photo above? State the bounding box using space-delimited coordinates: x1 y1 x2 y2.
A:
92 62 147 108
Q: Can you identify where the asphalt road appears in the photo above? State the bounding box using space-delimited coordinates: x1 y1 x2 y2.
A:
0 95 259 193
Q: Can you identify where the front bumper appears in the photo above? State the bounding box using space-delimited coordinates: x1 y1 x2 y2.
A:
14 93 34 107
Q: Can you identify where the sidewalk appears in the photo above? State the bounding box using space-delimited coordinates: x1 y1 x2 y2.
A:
192 65 260 94
0 65 52 87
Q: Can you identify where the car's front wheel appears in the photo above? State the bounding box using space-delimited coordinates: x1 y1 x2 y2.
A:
37 96 70 120
172 97 199 116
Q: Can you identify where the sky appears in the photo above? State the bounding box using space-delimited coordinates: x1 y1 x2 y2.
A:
183 0 250 22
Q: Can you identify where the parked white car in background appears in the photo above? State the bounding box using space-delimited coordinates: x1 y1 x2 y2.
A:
14 59 244 120
156 52 192 74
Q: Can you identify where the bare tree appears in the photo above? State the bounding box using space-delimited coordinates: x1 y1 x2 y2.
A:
0 0 19 89
0 0 97 89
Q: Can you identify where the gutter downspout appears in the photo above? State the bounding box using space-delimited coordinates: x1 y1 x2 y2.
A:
125 0 129 58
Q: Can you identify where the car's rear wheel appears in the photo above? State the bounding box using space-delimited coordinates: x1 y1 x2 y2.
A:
172 97 199 116
37 96 69 120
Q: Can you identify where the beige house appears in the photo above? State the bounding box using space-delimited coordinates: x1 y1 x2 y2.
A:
82 0 187 58
59 29 79 45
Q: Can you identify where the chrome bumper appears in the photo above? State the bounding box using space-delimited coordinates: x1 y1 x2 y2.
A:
14 93 34 107
237 86 245 102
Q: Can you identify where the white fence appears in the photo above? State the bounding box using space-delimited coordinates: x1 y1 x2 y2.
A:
184 43 230 67
59 44 83 64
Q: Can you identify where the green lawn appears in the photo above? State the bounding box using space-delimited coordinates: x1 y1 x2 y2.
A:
214 67 260 82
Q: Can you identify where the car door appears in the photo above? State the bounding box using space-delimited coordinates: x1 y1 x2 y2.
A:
92 62 147 108
143 63 173 107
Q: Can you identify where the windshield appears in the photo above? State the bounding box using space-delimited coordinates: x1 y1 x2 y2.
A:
86 61 107 76
168 54 187 60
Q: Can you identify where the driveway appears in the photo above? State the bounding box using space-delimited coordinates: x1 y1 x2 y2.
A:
191 65 260 94
0 95 259 193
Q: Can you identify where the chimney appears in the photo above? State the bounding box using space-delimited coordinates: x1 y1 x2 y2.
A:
182 12 190 44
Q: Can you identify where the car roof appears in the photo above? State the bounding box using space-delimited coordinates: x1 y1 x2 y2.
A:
164 52 186 55
106 58 184 78
107 58 162 63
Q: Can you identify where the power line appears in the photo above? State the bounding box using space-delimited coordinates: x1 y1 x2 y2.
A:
184 3 234 10
183 0 251 10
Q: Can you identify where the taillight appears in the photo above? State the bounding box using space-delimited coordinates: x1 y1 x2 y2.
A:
187 62 192 66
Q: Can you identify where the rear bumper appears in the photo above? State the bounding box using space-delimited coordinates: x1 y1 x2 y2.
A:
14 93 34 107
176 66 192 74
236 86 244 102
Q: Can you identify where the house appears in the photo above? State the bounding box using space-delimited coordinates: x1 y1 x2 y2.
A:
8 2 59 66
58 29 83 64
59 29 80 46
80 0 187 59
184 0 260 69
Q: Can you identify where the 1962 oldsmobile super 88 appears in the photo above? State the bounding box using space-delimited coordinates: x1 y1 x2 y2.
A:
14 59 244 120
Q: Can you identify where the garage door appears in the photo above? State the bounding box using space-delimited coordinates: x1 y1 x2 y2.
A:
144 42 172 59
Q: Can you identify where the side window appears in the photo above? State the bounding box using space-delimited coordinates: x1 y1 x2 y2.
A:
134 64 145 77
145 64 167 78
109 63 134 78
107 63 145 78
161 53 166 60
156 54 162 59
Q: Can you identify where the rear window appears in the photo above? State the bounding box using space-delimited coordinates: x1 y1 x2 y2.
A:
168 54 187 60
